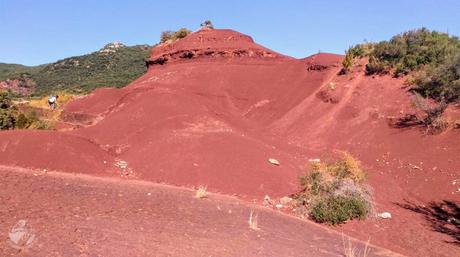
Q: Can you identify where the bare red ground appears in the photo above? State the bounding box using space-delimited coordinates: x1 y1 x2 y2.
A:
1 29 459 256
0 166 400 257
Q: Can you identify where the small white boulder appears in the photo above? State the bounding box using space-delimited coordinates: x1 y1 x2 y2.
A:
268 158 280 166
378 212 392 219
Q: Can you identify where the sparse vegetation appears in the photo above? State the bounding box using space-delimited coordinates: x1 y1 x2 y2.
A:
195 185 208 199
340 49 354 74
248 210 259 230
343 235 371 257
295 152 372 225
348 28 460 103
0 90 18 130
160 28 191 44
394 93 450 134
0 90 61 130
200 20 214 29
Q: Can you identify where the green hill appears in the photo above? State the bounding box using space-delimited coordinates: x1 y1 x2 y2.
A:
0 42 152 96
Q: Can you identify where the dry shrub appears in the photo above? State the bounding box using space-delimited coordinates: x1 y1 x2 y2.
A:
194 185 208 199
343 235 371 257
295 152 372 224
248 210 259 230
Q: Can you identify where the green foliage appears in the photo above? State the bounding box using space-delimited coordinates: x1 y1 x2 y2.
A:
160 28 191 44
0 90 51 130
32 45 151 95
415 54 460 102
172 28 191 40
340 49 354 74
0 63 43 81
311 195 369 224
348 28 460 103
365 56 386 75
0 90 17 129
295 152 371 225
0 45 151 96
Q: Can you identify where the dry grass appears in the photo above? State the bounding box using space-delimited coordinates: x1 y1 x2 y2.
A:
28 91 77 109
336 151 367 183
342 234 371 257
194 185 208 199
248 210 259 231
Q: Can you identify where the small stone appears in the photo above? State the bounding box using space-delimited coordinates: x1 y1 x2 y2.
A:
147 193 151 196
275 204 283 209
268 158 280 166
378 212 392 219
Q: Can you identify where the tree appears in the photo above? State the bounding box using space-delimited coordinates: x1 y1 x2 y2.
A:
200 20 214 29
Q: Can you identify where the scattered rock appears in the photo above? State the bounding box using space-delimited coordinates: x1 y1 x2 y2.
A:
268 158 280 166
378 212 392 219
279 196 293 205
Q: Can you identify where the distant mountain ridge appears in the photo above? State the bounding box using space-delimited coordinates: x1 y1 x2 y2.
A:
0 42 152 95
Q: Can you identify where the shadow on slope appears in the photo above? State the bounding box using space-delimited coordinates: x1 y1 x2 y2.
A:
396 200 460 245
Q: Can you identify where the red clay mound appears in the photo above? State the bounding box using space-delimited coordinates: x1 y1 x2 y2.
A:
0 130 118 175
148 29 290 66
1 29 459 256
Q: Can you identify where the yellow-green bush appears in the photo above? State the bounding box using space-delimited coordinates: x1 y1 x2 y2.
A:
295 152 372 225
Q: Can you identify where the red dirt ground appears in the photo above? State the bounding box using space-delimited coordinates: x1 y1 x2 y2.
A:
1 29 459 256
0 166 400 257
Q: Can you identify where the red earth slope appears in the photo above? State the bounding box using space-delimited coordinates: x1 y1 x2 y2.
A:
0 29 459 256
0 167 400 257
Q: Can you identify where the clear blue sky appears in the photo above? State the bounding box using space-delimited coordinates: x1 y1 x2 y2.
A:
1 0 459 66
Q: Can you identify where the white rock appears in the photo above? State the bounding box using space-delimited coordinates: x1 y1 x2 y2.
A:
308 158 321 163
268 158 280 166
378 212 392 219
279 196 293 205
275 204 283 209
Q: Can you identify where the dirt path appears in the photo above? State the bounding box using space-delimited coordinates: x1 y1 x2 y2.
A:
0 167 401 257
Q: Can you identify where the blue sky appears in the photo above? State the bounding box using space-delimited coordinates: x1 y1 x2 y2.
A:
1 0 459 66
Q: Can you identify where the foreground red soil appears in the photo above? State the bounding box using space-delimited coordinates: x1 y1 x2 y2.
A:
1 29 459 256
0 167 399 257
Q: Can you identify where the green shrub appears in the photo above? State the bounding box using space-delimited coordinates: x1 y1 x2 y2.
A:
311 194 369 224
365 56 386 75
160 28 191 44
414 54 460 102
340 49 354 74
172 28 191 40
295 152 372 225
0 109 16 129
0 90 17 130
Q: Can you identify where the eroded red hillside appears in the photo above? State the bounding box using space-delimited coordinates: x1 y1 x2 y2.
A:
1 29 459 257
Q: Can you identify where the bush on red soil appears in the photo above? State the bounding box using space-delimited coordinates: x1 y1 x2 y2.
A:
294 152 372 225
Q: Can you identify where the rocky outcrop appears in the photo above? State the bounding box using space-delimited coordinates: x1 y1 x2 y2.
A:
146 29 289 67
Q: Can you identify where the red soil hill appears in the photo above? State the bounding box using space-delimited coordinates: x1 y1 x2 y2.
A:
1 28 459 257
